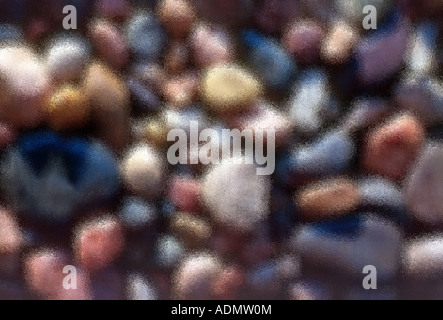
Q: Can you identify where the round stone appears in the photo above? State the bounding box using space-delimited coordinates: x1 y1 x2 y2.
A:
119 197 157 229
173 252 223 299
202 157 271 231
321 20 359 64
89 19 129 70
45 35 91 82
121 144 166 198
170 212 212 247
168 176 201 213
362 114 425 181
283 20 324 65
45 85 90 131
296 177 361 220
127 274 157 300
406 143 443 224
201 64 262 113
74 216 125 272
157 0 196 38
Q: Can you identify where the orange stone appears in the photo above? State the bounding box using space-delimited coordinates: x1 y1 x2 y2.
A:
362 114 425 181
296 178 360 220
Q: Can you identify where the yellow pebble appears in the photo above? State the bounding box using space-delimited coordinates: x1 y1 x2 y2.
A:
46 85 90 131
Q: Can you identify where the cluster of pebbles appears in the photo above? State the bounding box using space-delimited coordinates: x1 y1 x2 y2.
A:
0 0 442 300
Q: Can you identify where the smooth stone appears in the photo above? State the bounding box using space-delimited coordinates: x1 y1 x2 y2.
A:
74 216 125 273
163 106 210 136
296 177 361 220
132 117 170 147
201 64 262 113
45 85 91 131
321 20 359 64
362 113 425 181
1 131 120 222
89 19 129 70
120 197 157 229
190 23 233 68
406 143 443 224
127 77 161 113
0 208 23 255
127 274 157 300
0 45 50 128
356 12 410 85
121 144 166 198
45 35 91 82
404 236 443 277
202 157 271 231
394 76 443 125
168 176 201 213
288 69 330 135
173 252 223 299
125 10 166 61
292 215 402 278
292 129 355 175
242 30 296 91
170 212 212 247
83 62 130 151
283 20 324 65
157 0 196 38
155 235 185 268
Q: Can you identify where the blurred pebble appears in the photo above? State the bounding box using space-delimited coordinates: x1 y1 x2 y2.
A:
125 10 166 61
292 215 402 278
89 19 129 70
362 113 425 181
170 212 211 247
211 265 244 300
288 69 330 135
173 252 223 299
0 45 50 128
404 236 443 277
83 62 130 151
321 20 359 64
202 157 270 231
406 143 443 224
292 129 355 176
127 77 161 113
120 197 157 229
74 216 125 273
201 64 262 113
163 71 199 108
95 0 132 21
168 176 201 213
406 22 438 75
45 35 91 82
296 177 361 220
340 97 390 133
164 41 189 75
289 281 330 300
45 85 90 131
0 24 22 42
356 12 410 85
190 23 234 68
156 234 185 268
121 144 166 198
283 20 324 65
132 117 169 147
0 209 23 255
242 30 296 91
0 122 16 148
127 273 157 300
157 0 196 38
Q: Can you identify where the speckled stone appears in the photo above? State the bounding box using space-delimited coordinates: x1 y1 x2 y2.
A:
0 45 50 128
406 143 443 224
45 35 91 82
157 0 196 38
121 144 166 198
119 197 157 229
89 19 129 70
170 212 212 247
362 114 425 181
173 252 223 299
321 20 359 64
201 64 262 113
45 85 90 131
202 158 271 231
74 216 125 273
283 20 324 65
190 23 234 68
83 62 130 151
296 177 361 220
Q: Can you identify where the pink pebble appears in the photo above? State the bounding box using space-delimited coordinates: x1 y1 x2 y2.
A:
168 176 202 213
0 208 22 255
89 20 129 70
74 216 125 273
